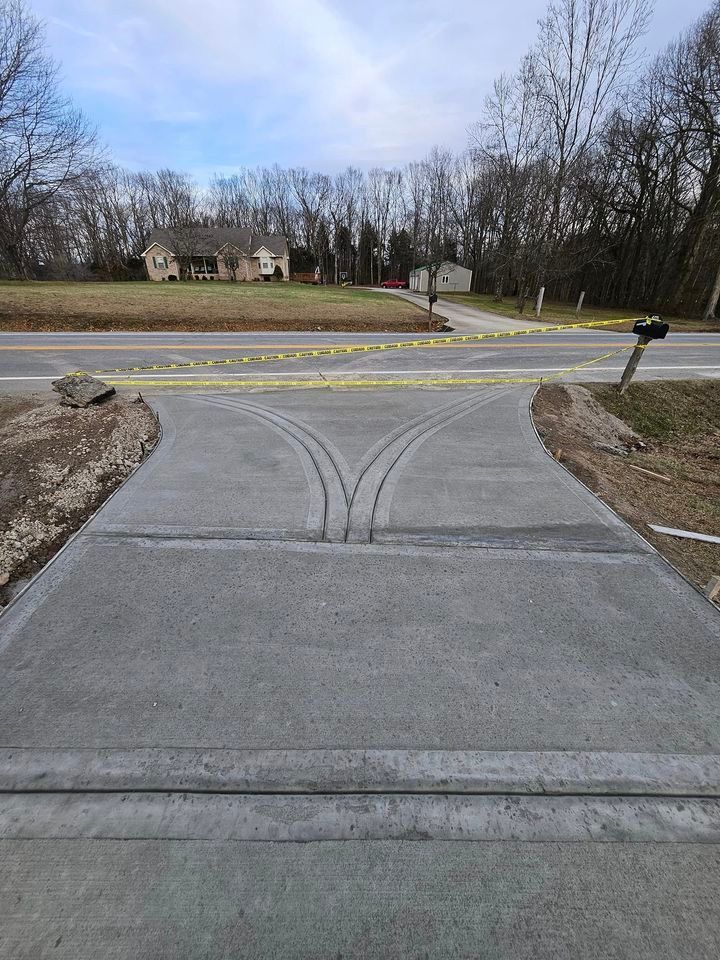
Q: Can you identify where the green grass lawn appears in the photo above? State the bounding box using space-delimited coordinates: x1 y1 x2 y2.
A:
0 280 426 332
441 292 718 333
589 380 720 442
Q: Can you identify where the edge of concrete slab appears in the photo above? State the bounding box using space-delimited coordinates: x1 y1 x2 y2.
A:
2 791 719 842
2 749 719 797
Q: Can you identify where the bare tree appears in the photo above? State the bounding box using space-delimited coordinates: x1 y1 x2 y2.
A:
328 167 362 284
471 57 546 299
218 247 240 281
289 168 331 276
367 167 402 285
0 0 99 277
653 3 720 313
534 0 652 244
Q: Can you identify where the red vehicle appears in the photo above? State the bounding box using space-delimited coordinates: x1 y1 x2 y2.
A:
380 279 407 289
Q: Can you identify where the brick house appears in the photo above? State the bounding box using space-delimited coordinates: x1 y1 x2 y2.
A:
142 227 290 282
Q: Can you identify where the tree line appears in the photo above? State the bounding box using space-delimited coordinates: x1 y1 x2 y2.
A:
2 0 720 318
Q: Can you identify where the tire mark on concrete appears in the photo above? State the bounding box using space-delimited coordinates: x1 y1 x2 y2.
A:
199 396 346 541
369 388 512 541
346 390 507 543
198 390 515 546
213 396 351 503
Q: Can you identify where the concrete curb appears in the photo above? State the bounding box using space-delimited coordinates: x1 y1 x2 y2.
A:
2 791 720 842
2 749 719 796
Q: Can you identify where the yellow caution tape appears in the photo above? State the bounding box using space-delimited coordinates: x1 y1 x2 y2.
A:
106 378 538 388
103 345 633 390
82 316 643 376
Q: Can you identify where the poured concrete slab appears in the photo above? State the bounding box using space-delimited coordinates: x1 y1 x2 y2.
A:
375 387 637 548
2 384 720 958
4 792 720 842
1 536 718 754
2 837 719 959
4 748 719 795
95 397 320 540
93 389 643 549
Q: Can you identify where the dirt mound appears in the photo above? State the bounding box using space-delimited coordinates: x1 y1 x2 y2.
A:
535 383 641 457
0 394 158 606
533 381 720 594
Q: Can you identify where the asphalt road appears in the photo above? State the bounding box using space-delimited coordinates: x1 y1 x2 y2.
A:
1 328 719 394
1 372 720 956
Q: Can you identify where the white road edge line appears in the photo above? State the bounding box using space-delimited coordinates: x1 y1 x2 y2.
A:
2 364 720 382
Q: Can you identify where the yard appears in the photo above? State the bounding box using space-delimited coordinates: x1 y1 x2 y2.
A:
0 281 427 333
533 379 720 595
441 292 719 333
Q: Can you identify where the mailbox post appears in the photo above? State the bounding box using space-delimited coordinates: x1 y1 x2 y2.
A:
428 291 438 331
618 316 669 394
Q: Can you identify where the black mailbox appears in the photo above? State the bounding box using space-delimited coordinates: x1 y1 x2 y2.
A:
429 293 438 305
633 315 669 339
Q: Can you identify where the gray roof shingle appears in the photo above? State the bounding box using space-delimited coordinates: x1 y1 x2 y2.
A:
145 227 288 258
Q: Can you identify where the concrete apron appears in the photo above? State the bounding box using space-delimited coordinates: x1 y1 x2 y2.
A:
1 386 720 847
2 748 720 844
4 793 720 844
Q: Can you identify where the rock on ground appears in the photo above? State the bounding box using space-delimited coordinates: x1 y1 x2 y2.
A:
52 374 116 408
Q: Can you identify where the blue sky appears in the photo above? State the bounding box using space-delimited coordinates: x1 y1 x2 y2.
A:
33 0 708 178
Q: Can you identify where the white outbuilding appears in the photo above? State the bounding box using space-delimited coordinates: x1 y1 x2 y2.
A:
409 261 472 294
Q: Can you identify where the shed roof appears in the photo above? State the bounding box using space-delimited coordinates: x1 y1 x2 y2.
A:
410 261 468 274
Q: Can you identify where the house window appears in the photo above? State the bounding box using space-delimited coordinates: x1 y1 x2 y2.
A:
262 261 269 269
440 274 450 284
153 255 167 269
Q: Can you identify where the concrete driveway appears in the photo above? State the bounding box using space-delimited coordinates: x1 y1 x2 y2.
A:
373 287 548 332
1 385 719 958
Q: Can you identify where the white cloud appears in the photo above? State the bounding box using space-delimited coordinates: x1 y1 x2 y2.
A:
33 0 712 174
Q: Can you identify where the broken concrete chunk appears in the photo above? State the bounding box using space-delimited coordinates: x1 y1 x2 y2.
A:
592 441 628 456
52 374 116 408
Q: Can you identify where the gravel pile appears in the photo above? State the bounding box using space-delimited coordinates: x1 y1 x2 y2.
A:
0 394 159 606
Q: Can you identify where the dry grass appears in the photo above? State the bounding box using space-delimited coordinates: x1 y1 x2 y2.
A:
533 380 720 594
442 292 720 333
0 281 426 333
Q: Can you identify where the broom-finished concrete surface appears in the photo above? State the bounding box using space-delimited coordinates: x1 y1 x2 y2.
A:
1 386 719 958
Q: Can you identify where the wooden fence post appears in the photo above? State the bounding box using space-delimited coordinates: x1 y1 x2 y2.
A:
618 336 652 394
